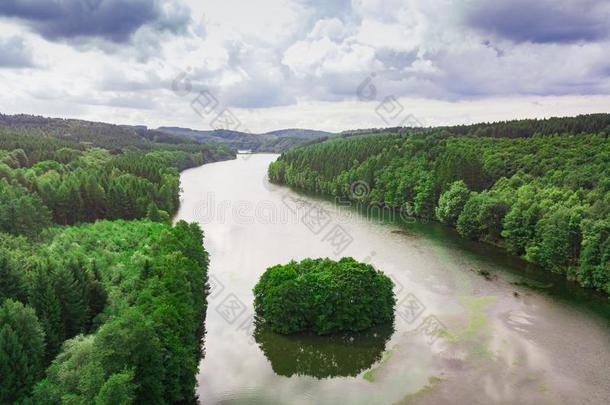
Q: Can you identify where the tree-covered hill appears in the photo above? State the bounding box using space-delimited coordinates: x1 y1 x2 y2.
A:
269 114 610 295
339 113 610 139
157 126 331 152
0 113 235 153
438 113 610 139
0 112 233 403
0 112 235 236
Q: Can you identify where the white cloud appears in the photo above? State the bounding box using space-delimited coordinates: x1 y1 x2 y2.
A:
282 37 379 77
356 19 421 52
0 0 608 132
309 18 347 41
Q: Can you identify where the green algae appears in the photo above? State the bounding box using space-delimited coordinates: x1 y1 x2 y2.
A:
362 344 399 382
442 296 497 342
393 376 446 404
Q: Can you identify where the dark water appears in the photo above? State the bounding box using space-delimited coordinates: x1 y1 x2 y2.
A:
175 154 610 405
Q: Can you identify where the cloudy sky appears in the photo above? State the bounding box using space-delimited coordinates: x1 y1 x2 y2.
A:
0 0 609 132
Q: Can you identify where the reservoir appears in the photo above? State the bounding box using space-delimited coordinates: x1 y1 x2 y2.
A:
175 154 610 405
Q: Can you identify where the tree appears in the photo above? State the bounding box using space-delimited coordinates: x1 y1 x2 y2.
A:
436 180 471 226
30 335 105 405
0 299 46 404
53 262 89 339
434 146 487 190
146 202 168 222
526 205 585 271
254 258 396 335
578 218 610 293
413 173 437 219
0 254 27 303
456 192 508 241
28 265 64 359
94 309 165 404
95 371 136 405
501 185 541 255
0 179 52 236
456 192 485 240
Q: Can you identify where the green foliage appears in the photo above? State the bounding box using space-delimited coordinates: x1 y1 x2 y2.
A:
501 185 541 255
269 117 610 294
95 370 136 405
525 205 585 271
94 309 164 404
577 218 610 293
0 113 235 157
0 219 210 404
0 299 46 404
19 220 210 404
0 116 234 235
146 202 168 222
456 192 508 241
254 258 396 335
0 114 224 403
436 180 471 226
0 179 51 236
0 254 27 303
28 266 65 359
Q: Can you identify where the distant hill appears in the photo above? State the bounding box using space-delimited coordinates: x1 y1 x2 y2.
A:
339 113 610 139
263 128 331 139
0 114 207 150
156 127 332 152
0 113 234 163
0 113 331 155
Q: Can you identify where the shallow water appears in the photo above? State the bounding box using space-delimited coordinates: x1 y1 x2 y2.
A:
175 154 610 405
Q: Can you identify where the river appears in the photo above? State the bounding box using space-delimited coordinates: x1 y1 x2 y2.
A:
175 154 610 405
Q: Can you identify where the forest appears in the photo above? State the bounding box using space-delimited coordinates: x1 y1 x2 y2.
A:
268 114 610 295
254 258 395 335
0 114 234 404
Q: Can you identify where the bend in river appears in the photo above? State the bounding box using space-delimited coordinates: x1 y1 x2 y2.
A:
175 154 610 405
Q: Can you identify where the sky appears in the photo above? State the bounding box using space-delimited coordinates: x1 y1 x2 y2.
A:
0 0 609 133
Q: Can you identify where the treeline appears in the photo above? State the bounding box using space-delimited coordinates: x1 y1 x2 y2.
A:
339 113 610 139
269 116 610 295
439 113 610 139
0 114 218 151
0 147 178 236
0 126 233 236
1 220 209 404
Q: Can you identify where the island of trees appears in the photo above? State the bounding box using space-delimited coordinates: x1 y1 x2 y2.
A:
253 257 396 335
0 114 235 403
268 114 610 296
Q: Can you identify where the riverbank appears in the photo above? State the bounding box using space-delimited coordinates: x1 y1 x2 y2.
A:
176 154 610 404
268 131 610 298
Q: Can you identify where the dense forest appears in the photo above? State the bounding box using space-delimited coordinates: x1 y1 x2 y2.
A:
254 258 395 335
0 114 234 403
0 114 234 235
269 114 610 295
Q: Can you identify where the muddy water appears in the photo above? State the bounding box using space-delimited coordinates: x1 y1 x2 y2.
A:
175 154 610 405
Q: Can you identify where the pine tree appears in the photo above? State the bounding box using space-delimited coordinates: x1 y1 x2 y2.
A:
146 202 162 222
0 324 23 403
0 299 46 403
87 261 108 328
0 255 27 303
28 266 64 359
54 262 88 338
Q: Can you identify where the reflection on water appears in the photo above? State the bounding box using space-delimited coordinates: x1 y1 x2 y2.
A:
175 155 610 405
254 323 394 379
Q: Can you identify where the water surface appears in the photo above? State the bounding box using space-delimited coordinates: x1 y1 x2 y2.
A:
175 154 610 405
